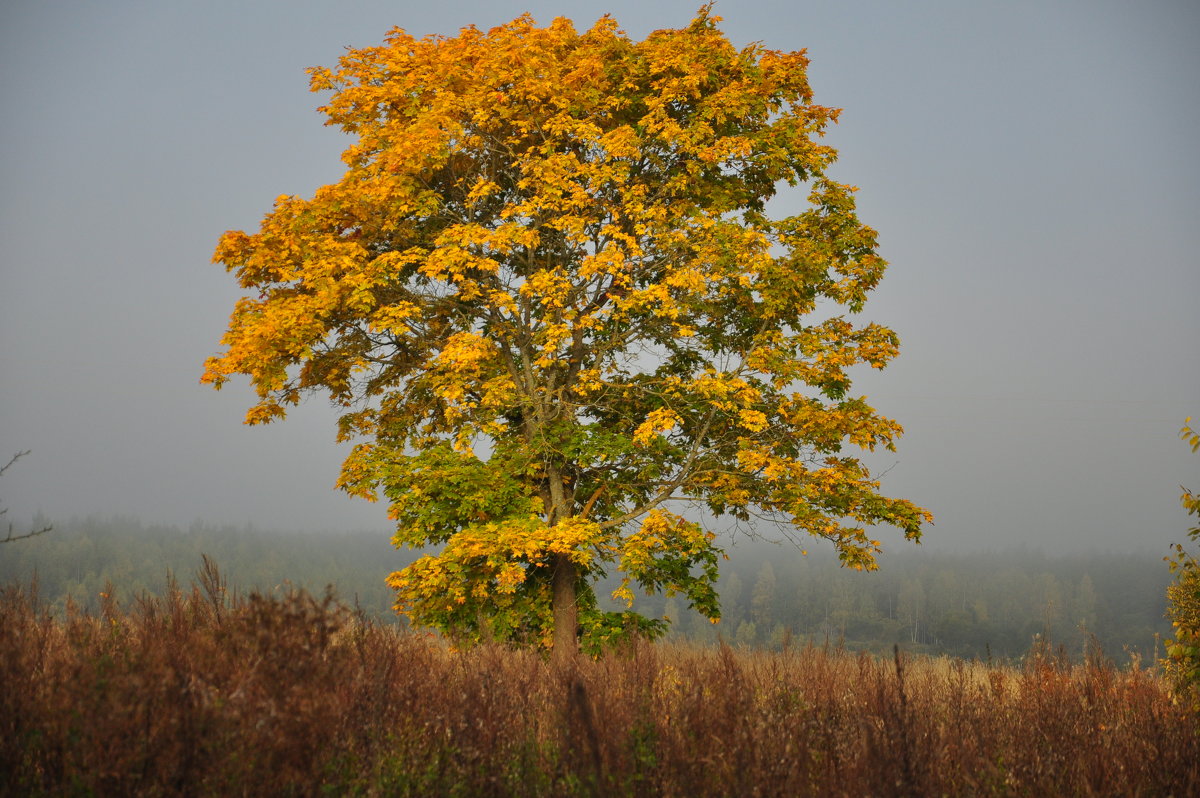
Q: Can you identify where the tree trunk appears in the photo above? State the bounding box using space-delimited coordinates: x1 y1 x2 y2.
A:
552 552 579 663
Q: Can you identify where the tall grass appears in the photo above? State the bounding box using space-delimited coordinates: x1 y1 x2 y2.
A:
2 569 1196 796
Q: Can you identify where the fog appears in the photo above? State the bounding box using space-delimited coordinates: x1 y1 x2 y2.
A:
1 0 1196 556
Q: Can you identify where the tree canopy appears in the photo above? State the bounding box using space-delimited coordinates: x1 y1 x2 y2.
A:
203 8 932 655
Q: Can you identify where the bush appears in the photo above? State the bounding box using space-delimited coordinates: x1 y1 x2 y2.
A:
1164 418 1200 709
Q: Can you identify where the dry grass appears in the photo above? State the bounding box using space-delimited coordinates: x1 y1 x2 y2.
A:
1 572 1196 796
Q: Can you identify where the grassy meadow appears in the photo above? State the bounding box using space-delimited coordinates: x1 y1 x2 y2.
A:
2 572 1196 797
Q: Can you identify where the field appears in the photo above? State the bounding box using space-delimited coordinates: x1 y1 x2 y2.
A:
2 575 1197 797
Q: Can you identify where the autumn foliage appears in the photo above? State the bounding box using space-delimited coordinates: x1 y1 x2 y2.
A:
1164 418 1200 708
203 8 931 653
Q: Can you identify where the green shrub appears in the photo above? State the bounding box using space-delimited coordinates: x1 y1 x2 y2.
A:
1164 418 1200 709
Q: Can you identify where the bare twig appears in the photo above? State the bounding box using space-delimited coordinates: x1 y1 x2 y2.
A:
1 450 52 544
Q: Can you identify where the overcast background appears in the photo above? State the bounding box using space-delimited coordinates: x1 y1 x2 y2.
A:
1 0 1196 558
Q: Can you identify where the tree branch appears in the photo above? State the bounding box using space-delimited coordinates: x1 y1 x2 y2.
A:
1 450 52 544
598 408 718 530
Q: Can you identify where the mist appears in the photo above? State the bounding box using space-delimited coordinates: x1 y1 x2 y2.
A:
1 0 1196 556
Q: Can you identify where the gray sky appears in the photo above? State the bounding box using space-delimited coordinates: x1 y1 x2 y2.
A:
1 0 1196 556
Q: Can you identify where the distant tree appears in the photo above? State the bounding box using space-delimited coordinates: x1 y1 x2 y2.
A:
897 579 925 645
1 451 51 545
1071 573 1097 632
1164 418 1200 708
751 561 777 627
734 619 758 647
203 8 931 657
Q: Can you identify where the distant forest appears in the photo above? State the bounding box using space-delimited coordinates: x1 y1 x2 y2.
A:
0 516 1173 665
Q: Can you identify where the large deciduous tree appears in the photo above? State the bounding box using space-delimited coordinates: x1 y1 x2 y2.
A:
204 8 932 656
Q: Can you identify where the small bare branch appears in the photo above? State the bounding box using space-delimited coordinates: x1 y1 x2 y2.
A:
1 450 52 544
2 522 52 544
0 450 31 479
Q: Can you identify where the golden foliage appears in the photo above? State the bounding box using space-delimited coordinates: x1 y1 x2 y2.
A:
204 7 931 649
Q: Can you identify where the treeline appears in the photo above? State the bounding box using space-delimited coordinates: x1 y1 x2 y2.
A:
639 546 1172 665
0 516 1173 664
0 515 408 622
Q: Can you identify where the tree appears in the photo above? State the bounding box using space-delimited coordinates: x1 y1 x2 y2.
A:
751 561 777 627
1 451 51 545
897 579 925 645
203 8 931 657
1164 418 1200 708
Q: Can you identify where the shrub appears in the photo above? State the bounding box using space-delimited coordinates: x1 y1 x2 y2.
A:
1164 418 1200 710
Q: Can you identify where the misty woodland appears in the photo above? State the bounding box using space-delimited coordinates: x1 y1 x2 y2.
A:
4 8 1197 795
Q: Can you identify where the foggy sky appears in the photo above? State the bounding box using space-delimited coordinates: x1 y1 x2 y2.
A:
1 0 1197 556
